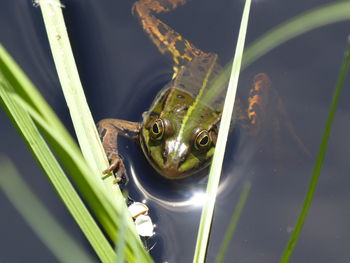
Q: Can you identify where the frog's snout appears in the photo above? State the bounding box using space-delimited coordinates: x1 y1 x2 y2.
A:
160 141 189 179
162 161 181 178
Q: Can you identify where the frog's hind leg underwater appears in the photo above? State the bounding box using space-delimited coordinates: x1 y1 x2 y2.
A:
237 73 311 159
97 0 309 183
131 0 295 149
132 0 208 73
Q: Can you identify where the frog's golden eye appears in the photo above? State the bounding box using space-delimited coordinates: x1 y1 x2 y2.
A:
195 130 211 151
149 119 164 140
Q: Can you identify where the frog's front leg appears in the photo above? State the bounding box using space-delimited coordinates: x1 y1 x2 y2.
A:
97 119 140 184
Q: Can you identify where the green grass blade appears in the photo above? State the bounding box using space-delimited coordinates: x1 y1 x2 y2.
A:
37 2 150 260
0 156 97 263
38 0 110 182
215 182 251 263
212 1 350 93
192 0 252 262
279 37 350 263
115 211 127 263
0 44 150 263
243 1 350 69
0 73 115 262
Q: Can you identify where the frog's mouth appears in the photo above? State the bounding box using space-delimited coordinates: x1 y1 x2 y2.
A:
148 158 209 180
141 147 192 179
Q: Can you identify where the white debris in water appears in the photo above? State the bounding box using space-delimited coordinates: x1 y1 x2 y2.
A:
128 202 154 237
128 202 149 219
134 214 154 237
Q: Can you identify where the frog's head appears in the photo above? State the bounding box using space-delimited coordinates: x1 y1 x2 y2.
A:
139 114 218 179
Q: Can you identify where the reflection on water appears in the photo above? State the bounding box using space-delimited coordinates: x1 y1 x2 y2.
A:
1 0 350 262
125 120 257 262
129 148 241 210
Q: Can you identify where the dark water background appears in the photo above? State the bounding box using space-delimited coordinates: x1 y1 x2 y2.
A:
1 0 350 262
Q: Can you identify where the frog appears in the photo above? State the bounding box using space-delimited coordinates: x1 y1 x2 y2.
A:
97 0 274 182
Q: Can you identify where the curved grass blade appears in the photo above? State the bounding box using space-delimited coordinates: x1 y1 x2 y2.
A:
243 1 350 69
192 0 252 262
0 74 114 262
212 1 350 96
38 0 111 185
279 37 350 263
0 156 97 263
215 182 251 263
0 45 150 262
37 2 150 260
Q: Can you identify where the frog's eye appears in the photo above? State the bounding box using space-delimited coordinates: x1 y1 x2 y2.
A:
194 130 211 151
149 119 164 140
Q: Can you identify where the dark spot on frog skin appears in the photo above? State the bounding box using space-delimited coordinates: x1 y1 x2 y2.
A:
183 70 190 76
202 58 209 63
198 66 205 72
100 128 107 141
157 23 168 36
157 0 173 11
174 39 186 54
178 56 190 66
160 42 167 49
177 94 185 99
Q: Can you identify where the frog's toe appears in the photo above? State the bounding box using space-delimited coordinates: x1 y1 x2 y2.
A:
113 161 128 185
103 153 128 185
113 172 129 185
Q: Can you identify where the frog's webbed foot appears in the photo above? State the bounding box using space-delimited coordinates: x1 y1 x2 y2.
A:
103 152 128 184
97 119 140 185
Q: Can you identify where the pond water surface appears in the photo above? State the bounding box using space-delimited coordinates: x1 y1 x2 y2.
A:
1 0 350 262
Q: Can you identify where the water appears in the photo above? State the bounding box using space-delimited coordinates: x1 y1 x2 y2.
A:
1 0 350 262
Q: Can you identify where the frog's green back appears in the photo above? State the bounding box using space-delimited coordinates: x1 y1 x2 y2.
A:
139 54 224 178
173 53 224 113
